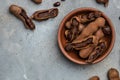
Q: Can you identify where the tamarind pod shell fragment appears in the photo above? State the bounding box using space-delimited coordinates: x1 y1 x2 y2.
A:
31 8 59 21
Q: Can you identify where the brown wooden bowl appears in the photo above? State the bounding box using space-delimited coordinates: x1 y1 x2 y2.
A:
58 7 115 65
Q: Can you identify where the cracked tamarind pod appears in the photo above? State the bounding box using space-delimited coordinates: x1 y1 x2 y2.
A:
71 16 85 34
72 17 105 44
32 0 42 4
78 14 89 23
77 11 102 24
108 68 120 80
79 29 104 59
31 8 58 21
65 17 85 42
64 36 94 52
9 5 35 30
71 16 80 27
88 11 102 21
86 37 108 63
64 26 78 42
71 35 98 50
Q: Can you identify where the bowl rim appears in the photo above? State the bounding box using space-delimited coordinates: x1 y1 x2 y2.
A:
58 7 115 65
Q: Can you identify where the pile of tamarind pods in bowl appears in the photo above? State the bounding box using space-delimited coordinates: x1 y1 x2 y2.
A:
58 7 115 64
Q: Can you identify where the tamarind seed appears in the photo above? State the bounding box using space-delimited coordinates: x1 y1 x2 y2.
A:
54 2 61 7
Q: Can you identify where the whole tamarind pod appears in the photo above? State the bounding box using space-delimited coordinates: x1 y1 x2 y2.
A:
72 17 105 43
9 5 35 30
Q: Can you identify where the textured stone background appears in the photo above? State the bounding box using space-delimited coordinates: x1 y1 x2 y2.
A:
0 0 120 80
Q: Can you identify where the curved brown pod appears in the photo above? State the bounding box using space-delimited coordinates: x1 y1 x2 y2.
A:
31 8 59 21
9 5 35 30
64 17 85 42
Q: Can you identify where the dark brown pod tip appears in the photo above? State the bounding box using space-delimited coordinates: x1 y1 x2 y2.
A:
71 36 96 50
31 8 59 21
9 5 35 30
32 0 42 4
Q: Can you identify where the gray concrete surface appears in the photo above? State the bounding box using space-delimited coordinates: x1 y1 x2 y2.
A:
0 0 120 80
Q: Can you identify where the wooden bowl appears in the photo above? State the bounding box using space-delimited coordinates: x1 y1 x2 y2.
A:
58 7 115 64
